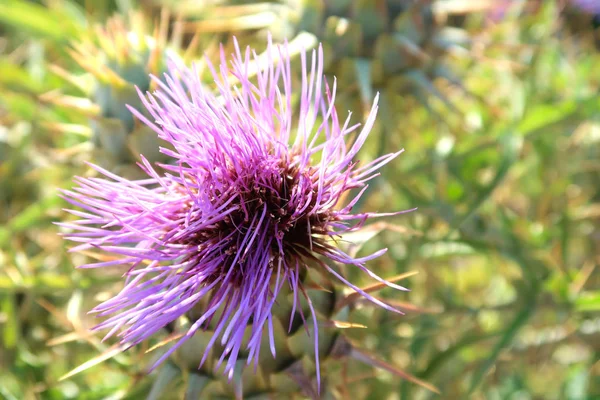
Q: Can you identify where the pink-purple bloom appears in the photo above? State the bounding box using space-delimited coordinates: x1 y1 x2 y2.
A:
572 0 600 14
60 37 411 386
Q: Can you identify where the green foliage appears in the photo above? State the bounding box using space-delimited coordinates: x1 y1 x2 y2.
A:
1 0 599 399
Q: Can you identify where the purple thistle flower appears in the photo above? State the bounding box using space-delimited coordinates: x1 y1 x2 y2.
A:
59 36 412 387
572 0 600 14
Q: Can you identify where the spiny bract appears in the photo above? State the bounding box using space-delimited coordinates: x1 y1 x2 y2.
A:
62 11 191 177
176 0 492 121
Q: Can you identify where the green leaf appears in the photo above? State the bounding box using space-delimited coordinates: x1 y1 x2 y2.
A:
563 365 590 400
419 241 476 258
0 274 74 293
354 58 373 106
185 373 210 400
454 132 520 230
0 0 79 40
0 195 62 246
1 295 19 349
468 305 533 393
0 61 43 93
405 70 460 115
147 363 180 400
0 386 19 400
575 291 600 312
59 343 131 381
419 332 501 380
516 101 578 136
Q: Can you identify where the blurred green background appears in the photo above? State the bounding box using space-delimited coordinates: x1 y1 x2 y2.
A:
1 0 599 399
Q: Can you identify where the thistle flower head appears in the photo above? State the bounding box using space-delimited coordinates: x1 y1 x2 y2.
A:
572 0 600 14
60 36 411 386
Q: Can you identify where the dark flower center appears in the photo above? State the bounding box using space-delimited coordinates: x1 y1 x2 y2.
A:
181 154 335 287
